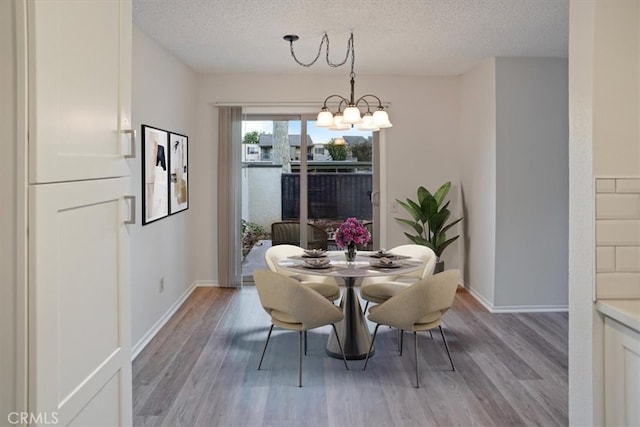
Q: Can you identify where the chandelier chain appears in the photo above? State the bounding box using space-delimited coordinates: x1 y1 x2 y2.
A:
289 33 355 75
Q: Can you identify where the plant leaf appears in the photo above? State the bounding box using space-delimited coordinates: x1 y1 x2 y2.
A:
412 235 430 246
403 232 419 244
422 240 436 252
406 198 429 223
429 210 450 233
418 195 431 223
433 181 451 206
426 195 438 216
397 199 421 222
417 186 431 206
396 218 423 235
441 217 463 234
435 235 460 257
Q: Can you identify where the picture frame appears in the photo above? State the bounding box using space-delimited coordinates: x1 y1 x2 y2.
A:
168 132 189 214
142 125 169 225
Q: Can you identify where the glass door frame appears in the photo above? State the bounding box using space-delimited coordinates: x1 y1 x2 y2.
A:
238 109 385 285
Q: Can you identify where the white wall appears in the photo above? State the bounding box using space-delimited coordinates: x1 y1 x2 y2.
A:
130 27 198 347
382 77 461 267
569 1 599 424
459 57 569 311
593 0 640 177
494 57 569 308
568 0 640 423
0 0 23 419
459 58 497 305
568 0 601 409
242 166 282 230
193 73 462 284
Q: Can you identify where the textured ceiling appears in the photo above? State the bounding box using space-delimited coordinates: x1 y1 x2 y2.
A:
133 0 568 76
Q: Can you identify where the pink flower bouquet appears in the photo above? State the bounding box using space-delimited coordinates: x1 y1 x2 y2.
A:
334 217 371 252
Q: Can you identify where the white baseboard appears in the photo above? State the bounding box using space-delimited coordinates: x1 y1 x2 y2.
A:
464 284 494 311
464 284 568 313
489 304 568 313
194 280 219 287
131 281 216 360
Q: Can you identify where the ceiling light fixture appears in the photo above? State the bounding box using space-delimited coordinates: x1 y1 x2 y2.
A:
283 32 392 132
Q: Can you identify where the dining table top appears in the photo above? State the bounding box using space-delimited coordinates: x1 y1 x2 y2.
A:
277 250 423 278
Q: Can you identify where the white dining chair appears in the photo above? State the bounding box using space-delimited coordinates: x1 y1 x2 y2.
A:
254 269 349 387
363 269 460 388
360 244 437 312
264 244 341 301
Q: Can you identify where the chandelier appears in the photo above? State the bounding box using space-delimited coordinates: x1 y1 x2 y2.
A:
283 32 392 132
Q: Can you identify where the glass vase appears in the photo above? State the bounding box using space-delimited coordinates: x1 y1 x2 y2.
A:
345 243 357 262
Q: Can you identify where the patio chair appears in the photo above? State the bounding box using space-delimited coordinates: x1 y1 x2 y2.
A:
270 221 329 250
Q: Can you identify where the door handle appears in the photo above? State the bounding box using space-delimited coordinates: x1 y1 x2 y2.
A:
371 191 380 206
123 129 136 158
124 195 135 224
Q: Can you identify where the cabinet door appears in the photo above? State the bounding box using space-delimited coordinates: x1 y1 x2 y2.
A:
604 316 640 426
29 178 133 426
28 0 133 184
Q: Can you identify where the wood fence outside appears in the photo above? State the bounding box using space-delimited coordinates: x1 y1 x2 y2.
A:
281 173 372 221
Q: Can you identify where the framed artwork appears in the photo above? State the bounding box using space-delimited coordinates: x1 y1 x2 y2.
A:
169 132 189 214
142 125 169 225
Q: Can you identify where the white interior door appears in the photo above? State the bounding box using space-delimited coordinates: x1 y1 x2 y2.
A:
29 178 132 426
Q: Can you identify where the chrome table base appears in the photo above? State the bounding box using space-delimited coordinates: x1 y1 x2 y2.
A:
326 277 374 360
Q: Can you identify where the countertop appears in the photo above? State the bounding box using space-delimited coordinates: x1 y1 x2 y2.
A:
596 299 640 332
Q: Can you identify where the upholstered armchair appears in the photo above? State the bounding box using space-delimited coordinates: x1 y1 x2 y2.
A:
254 269 349 387
363 269 460 388
264 244 340 301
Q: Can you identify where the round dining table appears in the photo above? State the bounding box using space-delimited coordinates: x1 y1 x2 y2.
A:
278 252 423 360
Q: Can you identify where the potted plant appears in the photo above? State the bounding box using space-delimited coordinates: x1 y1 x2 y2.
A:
395 181 462 273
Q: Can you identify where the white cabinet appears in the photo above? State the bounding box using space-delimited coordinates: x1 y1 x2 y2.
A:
26 0 134 425
28 0 133 184
29 178 132 426
604 316 640 426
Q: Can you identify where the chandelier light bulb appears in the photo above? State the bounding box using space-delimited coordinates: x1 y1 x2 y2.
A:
372 108 392 128
342 105 363 124
329 113 350 130
357 112 380 131
316 109 334 127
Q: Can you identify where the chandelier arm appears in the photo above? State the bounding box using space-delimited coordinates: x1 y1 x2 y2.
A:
321 94 350 109
355 94 385 108
354 97 371 112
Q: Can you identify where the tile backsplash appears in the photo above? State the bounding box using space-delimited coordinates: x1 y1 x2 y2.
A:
596 178 640 299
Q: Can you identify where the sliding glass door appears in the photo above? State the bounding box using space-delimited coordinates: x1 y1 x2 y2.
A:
239 112 379 283
302 116 379 251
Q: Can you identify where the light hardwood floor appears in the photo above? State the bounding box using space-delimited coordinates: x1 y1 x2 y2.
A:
133 285 568 427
